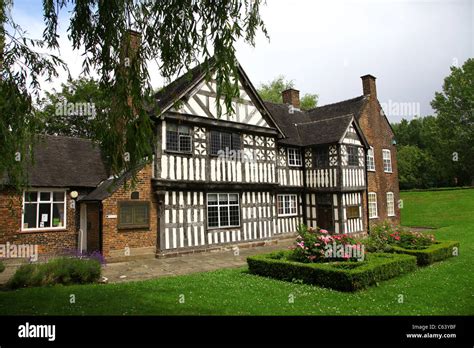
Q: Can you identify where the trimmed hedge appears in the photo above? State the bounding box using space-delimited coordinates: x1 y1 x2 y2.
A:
7 257 101 289
390 240 459 266
247 251 417 292
0 261 4 273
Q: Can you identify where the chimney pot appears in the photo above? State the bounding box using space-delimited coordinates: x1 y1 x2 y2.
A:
361 74 377 98
282 88 300 109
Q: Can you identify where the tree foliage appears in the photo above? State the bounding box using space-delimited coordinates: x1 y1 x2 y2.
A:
37 78 106 139
431 58 474 186
1 0 66 189
393 58 474 189
257 75 318 110
1 0 268 188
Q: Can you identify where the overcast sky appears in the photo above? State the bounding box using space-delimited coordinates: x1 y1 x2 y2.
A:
11 0 474 123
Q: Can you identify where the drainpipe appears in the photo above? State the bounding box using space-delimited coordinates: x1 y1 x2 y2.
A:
365 147 370 235
301 147 308 226
99 202 104 254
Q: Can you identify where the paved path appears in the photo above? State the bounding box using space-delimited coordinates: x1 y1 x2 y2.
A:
102 239 293 283
0 239 293 285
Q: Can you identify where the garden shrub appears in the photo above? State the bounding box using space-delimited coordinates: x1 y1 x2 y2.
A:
0 261 5 273
391 240 459 266
247 250 417 292
364 221 436 252
7 257 101 289
290 224 364 263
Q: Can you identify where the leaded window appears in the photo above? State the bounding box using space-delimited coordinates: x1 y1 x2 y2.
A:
166 124 192 153
347 145 359 166
210 131 241 155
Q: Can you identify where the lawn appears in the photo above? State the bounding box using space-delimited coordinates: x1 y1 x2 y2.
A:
0 189 473 315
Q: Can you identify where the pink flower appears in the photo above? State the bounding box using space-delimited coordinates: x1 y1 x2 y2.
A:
320 229 329 234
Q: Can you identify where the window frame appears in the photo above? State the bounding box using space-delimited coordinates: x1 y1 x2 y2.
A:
277 194 298 216
367 146 375 171
22 189 67 232
206 193 241 229
347 145 359 166
117 201 151 230
368 192 378 219
313 146 329 168
386 192 395 217
382 149 392 173
209 130 241 156
287 147 303 167
165 123 192 154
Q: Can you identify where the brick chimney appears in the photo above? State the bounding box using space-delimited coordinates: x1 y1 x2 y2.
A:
282 88 300 109
361 74 377 98
122 29 141 65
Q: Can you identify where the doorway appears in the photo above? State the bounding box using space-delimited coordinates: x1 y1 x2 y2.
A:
316 193 334 232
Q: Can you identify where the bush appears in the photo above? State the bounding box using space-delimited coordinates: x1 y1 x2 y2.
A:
364 221 436 252
290 224 362 263
7 257 101 289
391 240 459 266
0 261 5 273
247 251 417 292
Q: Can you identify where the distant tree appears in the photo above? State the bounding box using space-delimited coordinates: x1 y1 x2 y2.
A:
257 75 318 110
397 145 438 189
431 58 474 186
37 78 107 139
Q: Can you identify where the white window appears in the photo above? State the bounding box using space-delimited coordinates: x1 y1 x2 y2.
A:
387 192 395 217
368 192 378 219
22 190 67 231
367 146 375 171
207 193 240 228
287 148 302 167
382 149 392 173
277 194 298 216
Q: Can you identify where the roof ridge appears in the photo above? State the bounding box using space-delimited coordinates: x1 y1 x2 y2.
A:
306 95 366 112
38 134 94 142
295 113 353 126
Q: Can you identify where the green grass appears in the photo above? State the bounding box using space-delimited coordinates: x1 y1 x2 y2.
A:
0 189 473 315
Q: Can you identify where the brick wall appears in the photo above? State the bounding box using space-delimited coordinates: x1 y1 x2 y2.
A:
358 95 401 226
101 164 158 257
0 188 79 255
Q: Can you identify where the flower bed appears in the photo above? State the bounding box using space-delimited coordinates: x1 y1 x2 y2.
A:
289 225 365 263
391 240 459 266
247 250 417 292
364 221 460 265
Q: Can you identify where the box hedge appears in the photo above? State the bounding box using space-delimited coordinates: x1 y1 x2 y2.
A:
7 257 101 289
390 240 459 266
247 251 417 292
0 261 4 273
